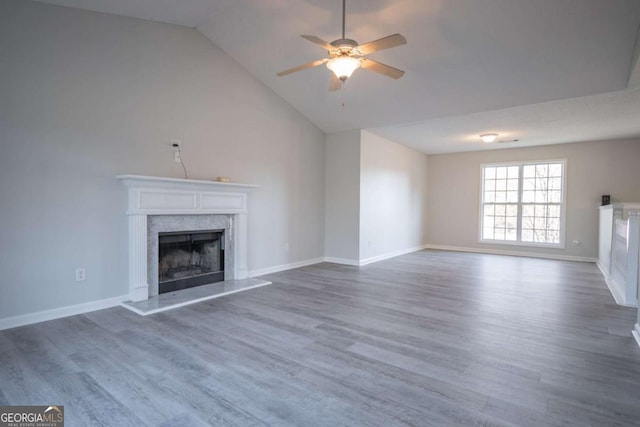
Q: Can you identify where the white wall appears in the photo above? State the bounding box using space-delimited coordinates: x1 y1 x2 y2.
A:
0 0 325 320
324 130 429 264
427 138 640 259
359 131 428 262
324 130 361 262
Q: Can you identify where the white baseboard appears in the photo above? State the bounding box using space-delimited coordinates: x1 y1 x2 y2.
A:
604 276 635 307
596 261 609 278
633 324 640 350
358 245 430 266
248 257 324 277
1 257 327 330
596 262 637 307
323 257 361 266
0 245 606 331
324 245 429 267
0 295 128 331
424 244 597 263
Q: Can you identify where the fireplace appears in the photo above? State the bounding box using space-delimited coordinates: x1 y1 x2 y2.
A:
147 214 232 297
158 230 224 294
118 175 257 302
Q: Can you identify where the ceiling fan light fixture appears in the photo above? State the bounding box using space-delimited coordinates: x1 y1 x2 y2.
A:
480 133 499 143
327 56 361 81
277 0 406 88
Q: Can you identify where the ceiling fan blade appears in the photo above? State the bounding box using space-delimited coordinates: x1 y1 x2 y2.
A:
300 35 334 51
329 73 342 92
360 58 405 79
277 58 328 77
357 34 407 55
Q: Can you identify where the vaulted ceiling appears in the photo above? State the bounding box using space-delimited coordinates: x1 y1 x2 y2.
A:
36 0 640 153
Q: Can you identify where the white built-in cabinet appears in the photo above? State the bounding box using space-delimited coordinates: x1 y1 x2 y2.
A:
598 203 640 307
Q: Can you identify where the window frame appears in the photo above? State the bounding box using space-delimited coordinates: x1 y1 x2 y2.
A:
478 159 567 249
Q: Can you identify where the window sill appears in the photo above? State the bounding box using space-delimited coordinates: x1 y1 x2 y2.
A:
479 239 565 250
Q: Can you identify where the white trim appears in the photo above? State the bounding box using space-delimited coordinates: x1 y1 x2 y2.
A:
2 245 608 330
602 274 631 306
477 238 566 249
249 257 324 277
424 244 596 263
0 295 127 331
116 174 259 191
633 324 640 350
324 245 429 267
596 260 608 277
358 245 430 266
610 279 638 307
478 159 567 249
597 262 638 308
323 257 361 266
600 203 640 211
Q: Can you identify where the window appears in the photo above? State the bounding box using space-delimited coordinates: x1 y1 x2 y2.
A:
480 160 565 247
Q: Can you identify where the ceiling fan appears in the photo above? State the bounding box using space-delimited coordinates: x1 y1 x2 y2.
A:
277 0 407 91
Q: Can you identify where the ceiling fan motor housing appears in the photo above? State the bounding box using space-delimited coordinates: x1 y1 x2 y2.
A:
331 38 359 52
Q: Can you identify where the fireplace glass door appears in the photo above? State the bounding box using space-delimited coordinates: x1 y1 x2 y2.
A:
158 230 224 293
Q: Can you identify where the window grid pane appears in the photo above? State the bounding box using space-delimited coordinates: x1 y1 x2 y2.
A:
521 203 561 244
482 202 519 242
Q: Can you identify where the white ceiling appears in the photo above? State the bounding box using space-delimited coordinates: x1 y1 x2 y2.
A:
36 0 640 153
370 87 640 154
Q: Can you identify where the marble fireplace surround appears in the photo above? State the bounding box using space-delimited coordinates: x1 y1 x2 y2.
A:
117 175 258 302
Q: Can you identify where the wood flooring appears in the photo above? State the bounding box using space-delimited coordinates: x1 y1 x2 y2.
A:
1 250 640 426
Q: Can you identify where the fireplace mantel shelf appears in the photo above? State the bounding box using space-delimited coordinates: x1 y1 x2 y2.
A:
117 175 259 191
117 175 258 216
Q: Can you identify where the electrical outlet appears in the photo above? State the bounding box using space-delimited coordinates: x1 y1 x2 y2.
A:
75 268 86 282
572 240 581 246
170 139 183 163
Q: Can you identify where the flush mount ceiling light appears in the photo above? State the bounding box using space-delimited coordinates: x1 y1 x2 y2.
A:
480 133 499 143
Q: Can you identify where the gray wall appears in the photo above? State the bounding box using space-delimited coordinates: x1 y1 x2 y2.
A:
359 131 428 260
0 0 325 319
324 130 429 263
427 138 640 259
324 130 361 262
3 0 638 323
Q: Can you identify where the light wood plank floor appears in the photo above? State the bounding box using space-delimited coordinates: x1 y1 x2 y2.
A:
2 250 640 426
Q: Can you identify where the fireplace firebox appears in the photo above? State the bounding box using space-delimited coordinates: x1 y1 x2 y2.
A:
158 230 224 294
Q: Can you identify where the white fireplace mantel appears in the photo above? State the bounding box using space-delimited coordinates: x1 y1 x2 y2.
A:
117 175 258 302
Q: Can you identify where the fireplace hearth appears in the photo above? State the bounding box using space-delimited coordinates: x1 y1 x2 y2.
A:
158 230 224 294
